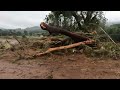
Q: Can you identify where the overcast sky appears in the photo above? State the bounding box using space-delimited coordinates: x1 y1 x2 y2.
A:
0 11 51 29
0 11 120 29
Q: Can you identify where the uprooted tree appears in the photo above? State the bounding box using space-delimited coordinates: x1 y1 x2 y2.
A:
2 11 119 60
32 22 95 57
32 11 107 57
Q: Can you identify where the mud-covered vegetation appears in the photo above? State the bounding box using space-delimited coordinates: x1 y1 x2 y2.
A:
0 11 120 61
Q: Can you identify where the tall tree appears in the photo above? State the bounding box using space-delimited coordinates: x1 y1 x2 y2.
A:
24 30 28 36
45 11 107 32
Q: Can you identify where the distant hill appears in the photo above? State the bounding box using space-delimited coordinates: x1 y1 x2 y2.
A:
25 26 40 30
0 26 46 32
0 26 48 36
106 21 120 26
24 26 43 31
0 27 5 30
23 26 47 34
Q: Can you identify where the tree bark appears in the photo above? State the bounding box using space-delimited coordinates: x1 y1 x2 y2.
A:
40 22 90 42
33 39 95 57
84 11 94 25
71 11 82 30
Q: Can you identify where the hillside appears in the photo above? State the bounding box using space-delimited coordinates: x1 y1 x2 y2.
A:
24 26 47 33
0 26 48 35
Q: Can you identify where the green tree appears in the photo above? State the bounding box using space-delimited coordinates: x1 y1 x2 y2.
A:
45 11 107 32
16 31 22 36
0 29 3 36
104 24 120 42
24 30 28 36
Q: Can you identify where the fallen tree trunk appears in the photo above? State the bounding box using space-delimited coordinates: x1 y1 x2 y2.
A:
33 40 95 57
40 22 90 42
27 22 97 59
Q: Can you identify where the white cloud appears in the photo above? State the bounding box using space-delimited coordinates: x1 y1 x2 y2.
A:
0 11 50 29
104 11 120 23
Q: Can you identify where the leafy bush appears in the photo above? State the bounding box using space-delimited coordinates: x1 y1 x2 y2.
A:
83 42 120 59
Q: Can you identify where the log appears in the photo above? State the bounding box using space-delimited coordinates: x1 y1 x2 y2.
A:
33 40 95 57
40 22 90 42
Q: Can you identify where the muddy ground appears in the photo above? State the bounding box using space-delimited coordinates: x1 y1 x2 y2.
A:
0 50 120 79
0 38 120 79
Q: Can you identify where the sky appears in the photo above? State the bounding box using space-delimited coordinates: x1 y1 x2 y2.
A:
104 11 120 23
0 11 51 29
0 11 120 29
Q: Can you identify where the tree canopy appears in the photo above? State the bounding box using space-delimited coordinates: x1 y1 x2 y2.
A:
45 11 107 32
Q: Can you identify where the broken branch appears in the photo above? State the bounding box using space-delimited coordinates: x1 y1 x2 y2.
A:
33 39 95 57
